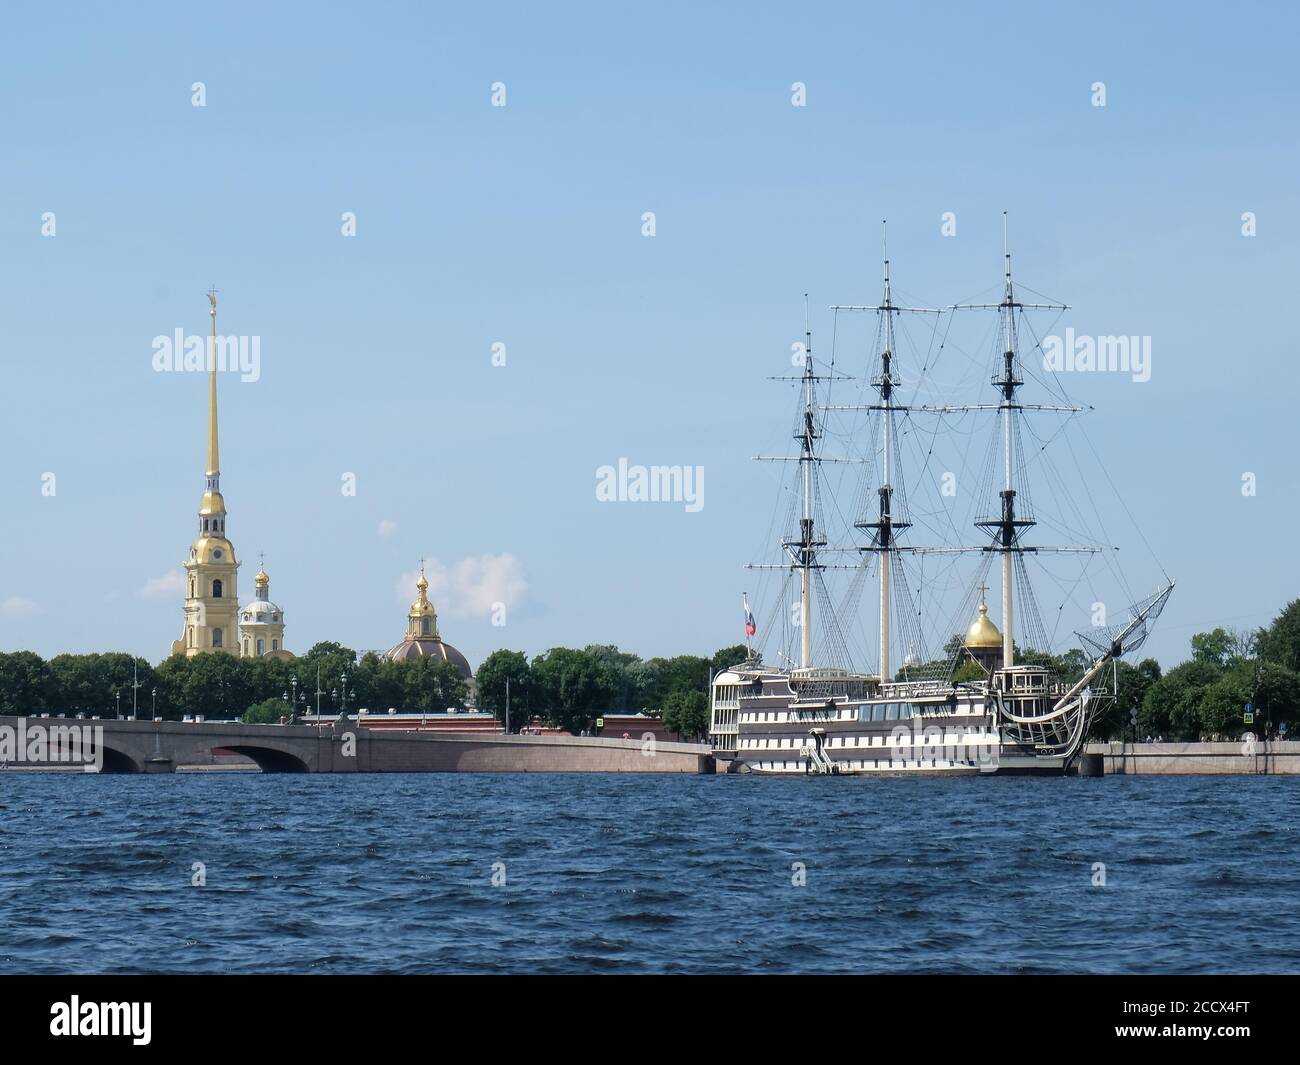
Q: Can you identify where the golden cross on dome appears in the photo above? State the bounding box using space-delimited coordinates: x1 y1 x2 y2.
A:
978 583 989 606
207 285 218 311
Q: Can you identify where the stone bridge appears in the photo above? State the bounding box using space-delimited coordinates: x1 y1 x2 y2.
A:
0 715 714 774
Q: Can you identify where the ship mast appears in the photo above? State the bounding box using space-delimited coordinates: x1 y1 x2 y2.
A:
828 223 940 681
866 228 907 680
795 296 819 669
995 216 1021 668
928 213 1075 670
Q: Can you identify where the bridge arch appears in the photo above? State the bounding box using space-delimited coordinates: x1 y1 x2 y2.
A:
219 745 310 773
98 744 144 774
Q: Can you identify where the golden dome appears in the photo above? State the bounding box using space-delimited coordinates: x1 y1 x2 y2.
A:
965 602 1003 649
254 567 269 587
198 490 226 516
409 570 436 619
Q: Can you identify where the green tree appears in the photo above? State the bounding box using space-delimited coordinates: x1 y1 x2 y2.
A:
243 697 288 724
1140 659 1222 740
1091 657 1162 738
641 655 710 714
662 688 709 739
531 647 618 733
1190 628 1237 668
710 645 751 676
1257 600 1300 671
475 650 530 730
0 651 54 715
296 642 359 701
582 644 646 712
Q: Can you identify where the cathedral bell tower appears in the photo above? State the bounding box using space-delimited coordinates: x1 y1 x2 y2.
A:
171 290 240 657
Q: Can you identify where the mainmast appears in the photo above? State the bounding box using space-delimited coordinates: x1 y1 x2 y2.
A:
859 228 910 680
828 224 940 682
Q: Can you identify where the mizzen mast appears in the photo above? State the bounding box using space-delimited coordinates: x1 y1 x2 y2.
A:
791 296 822 669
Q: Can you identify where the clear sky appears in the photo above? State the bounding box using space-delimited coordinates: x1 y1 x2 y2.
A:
1 1 1297 669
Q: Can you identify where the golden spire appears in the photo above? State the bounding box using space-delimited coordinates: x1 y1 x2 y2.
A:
206 287 219 477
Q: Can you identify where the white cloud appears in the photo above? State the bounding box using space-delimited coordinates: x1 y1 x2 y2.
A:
0 596 39 616
397 554 527 619
378 519 398 539
137 570 185 599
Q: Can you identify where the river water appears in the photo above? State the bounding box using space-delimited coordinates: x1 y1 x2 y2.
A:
1 773 1295 974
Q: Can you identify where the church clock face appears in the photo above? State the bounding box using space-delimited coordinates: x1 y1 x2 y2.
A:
213 549 223 560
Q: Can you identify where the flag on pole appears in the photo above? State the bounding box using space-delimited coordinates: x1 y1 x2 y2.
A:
743 595 757 637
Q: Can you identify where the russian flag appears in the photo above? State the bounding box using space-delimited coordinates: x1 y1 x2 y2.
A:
743 595 756 637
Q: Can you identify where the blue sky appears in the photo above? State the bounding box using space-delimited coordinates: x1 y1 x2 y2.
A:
1 1 1297 669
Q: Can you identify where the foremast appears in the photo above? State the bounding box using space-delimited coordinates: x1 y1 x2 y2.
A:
931 214 1075 671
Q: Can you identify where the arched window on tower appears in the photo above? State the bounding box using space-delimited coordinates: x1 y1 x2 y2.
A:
212 628 223 649
212 579 223 598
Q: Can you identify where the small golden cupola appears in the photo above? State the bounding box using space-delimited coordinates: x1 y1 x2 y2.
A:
239 554 292 660
962 590 1004 674
385 562 474 679
408 570 438 638
965 600 1003 649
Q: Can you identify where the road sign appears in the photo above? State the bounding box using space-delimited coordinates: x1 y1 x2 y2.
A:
1244 711 1255 724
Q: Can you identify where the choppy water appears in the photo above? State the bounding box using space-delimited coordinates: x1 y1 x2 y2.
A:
0 773 1296 974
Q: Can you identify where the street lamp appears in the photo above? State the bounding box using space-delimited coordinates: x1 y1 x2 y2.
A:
152 687 157 721
114 691 120 719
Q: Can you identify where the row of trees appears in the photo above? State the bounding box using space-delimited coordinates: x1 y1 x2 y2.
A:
1023 600 1300 741
1119 606 1300 740
20 596 1295 743
475 644 748 738
0 641 750 737
0 643 468 723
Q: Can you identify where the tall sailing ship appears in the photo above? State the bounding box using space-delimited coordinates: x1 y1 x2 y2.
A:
710 219 1172 776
